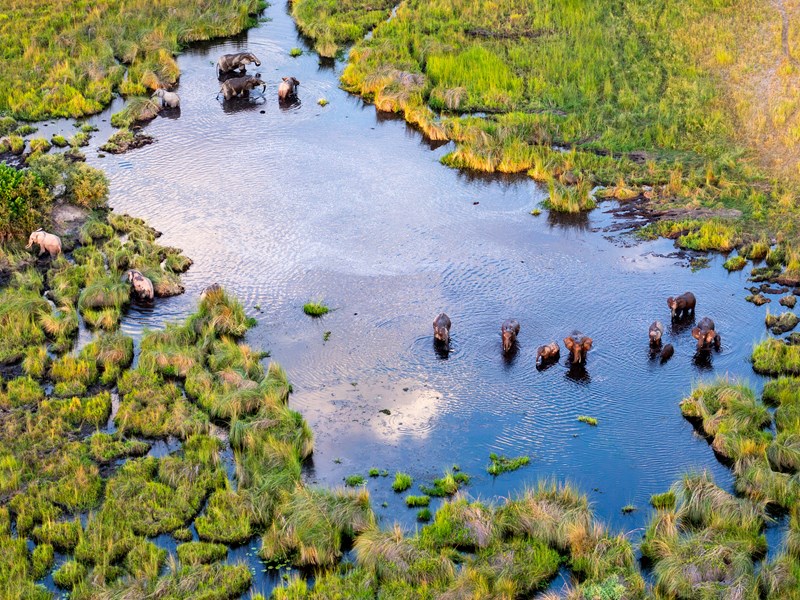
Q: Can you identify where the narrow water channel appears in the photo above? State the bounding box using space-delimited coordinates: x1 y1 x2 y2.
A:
30 1 783 595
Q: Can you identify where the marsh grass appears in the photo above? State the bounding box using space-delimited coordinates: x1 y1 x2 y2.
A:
303 300 330 317
177 541 228 565
420 470 470 497
486 453 530 476
724 255 748 271
392 472 412 492
544 179 596 214
405 495 430 507
577 415 598 426
753 338 800 375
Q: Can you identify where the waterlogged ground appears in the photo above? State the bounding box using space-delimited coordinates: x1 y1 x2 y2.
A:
29 1 786 596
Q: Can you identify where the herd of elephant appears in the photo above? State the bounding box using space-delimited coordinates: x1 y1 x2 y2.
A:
147 51 300 108
432 291 721 368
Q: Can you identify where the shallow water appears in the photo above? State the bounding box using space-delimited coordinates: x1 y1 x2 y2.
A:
29 1 787 595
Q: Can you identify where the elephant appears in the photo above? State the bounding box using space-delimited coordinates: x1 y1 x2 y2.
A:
125 269 154 301
564 332 593 364
649 320 664 347
692 316 721 351
433 313 451 345
501 319 520 353
536 342 560 366
219 74 265 100
660 343 674 363
667 291 696 319
216 52 261 76
152 88 180 108
26 229 61 257
278 76 300 101
200 283 222 300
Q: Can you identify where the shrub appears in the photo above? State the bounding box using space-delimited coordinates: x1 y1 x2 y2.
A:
0 162 51 242
65 163 109 208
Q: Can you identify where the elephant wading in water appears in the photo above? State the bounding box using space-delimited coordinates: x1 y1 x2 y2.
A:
125 269 154 302
278 77 300 101
692 317 721 351
501 319 520 353
26 229 61 257
152 88 180 108
219 75 265 100
667 291 696 320
649 321 664 347
564 332 593 365
536 342 560 366
433 313 451 345
216 52 261 76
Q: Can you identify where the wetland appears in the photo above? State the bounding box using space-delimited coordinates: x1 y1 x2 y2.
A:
1 0 800 598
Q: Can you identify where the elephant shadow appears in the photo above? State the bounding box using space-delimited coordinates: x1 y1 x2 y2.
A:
501 345 519 367
433 339 451 360
159 106 181 120
669 316 696 336
279 97 302 111
221 95 266 114
692 350 714 371
565 361 591 384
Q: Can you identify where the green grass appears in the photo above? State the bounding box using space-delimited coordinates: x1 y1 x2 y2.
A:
621 504 636 514
290 47 303 57
0 0 267 120
486 453 530 476
650 491 677 511
753 338 800 375
303 300 330 316
392 472 413 492
177 541 228 565
723 255 747 271
577 415 598 426
420 470 470 497
405 495 430 507
345 474 366 487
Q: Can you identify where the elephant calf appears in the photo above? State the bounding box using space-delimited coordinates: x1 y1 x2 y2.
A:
501 319 520 353
433 313 451 345
219 75 265 100
660 344 674 363
26 229 61 257
649 320 664 347
216 52 261 76
125 269 154 302
564 332 593 364
536 342 560 366
278 76 300 101
153 88 180 108
692 317 721 351
667 291 696 319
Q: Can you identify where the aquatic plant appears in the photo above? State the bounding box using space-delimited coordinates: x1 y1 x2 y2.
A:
577 415 598 426
303 300 330 316
345 474 366 487
177 541 228 565
392 471 413 492
752 338 800 375
486 452 530 475
544 179 596 214
724 255 747 271
405 495 430 507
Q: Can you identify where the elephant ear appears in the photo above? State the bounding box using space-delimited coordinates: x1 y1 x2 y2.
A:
691 327 701 340
666 297 673 308
563 337 575 352
582 337 593 351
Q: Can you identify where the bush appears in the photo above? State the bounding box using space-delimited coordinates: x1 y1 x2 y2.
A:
0 162 51 242
65 163 108 208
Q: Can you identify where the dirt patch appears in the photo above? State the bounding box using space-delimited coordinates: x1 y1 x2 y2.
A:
50 202 90 237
